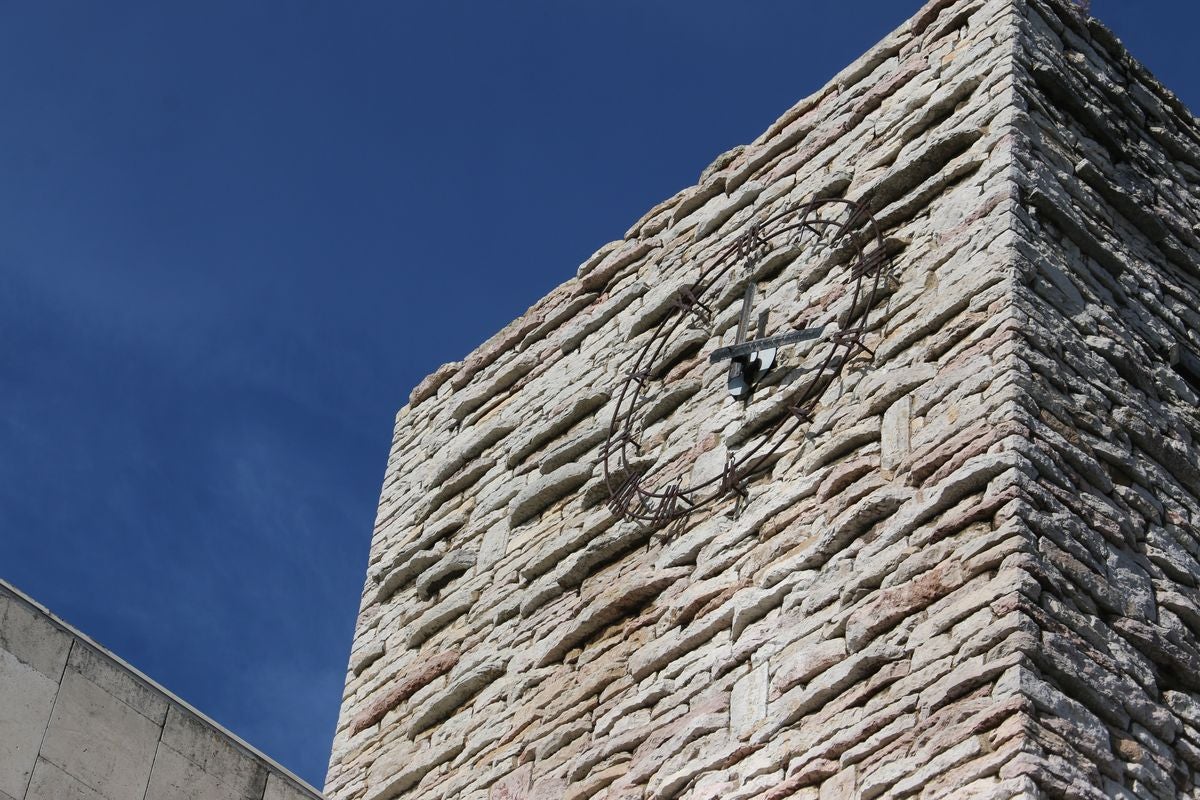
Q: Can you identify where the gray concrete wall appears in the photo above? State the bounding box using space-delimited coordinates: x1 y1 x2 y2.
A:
0 580 323 800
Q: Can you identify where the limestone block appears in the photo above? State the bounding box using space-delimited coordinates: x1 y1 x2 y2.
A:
421 460 493 525
594 679 674 738
373 512 465 579
731 665 769 740
639 381 702 429
866 126 985 211
0 648 59 800
891 737 983 797
427 419 517 487
450 283 583 393
404 587 479 649
628 281 691 338
520 292 598 351
550 521 657 590
477 519 510 571
656 516 730 570
771 637 848 698
415 550 476 600
855 363 935 418
475 479 524 525
880 394 913 473
517 512 608 583
350 650 459 734
519 575 564 619
535 567 689 668
451 355 536 422
487 763 532 800
578 238 658 294
505 389 610 469
407 658 507 736
508 463 594 528
758 641 906 742
575 240 622 284
350 639 385 677
409 361 460 407
669 175 727 228
693 181 763 242
40 667 161 800
560 280 648 354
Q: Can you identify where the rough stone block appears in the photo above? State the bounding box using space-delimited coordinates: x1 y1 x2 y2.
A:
731 665 769 740
508 463 594 528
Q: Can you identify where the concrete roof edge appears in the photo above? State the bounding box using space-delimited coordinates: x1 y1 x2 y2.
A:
0 577 325 799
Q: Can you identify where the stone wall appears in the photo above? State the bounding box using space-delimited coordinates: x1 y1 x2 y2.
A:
0 580 322 800
327 0 1200 798
1004 0 1200 796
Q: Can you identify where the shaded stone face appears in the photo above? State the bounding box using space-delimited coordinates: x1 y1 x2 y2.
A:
327 0 1200 798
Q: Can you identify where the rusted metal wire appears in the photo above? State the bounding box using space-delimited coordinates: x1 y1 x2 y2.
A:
603 196 889 524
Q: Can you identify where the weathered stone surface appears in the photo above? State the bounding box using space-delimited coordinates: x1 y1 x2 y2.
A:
25 758 107 800
350 650 460 734
578 238 659 293
772 637 848 698
731 665 769 740
404 587 479 649
366 736 464 800
451 355 537 423
506 390 610 469
371 549 442 606
428 419 517 487
534 567 688 668
415 550 476 600
409 361 459 407
508 463 594 528
329 1 1200 798
407 658 507 736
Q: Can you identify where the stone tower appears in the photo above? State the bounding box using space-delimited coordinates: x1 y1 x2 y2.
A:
326 0 1200 797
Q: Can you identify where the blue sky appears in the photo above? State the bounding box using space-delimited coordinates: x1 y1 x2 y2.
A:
0 1 1195 788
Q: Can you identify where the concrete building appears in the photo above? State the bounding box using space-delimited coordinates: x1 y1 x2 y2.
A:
328 0 1200 798
4 0 1200 797
0 580 323 800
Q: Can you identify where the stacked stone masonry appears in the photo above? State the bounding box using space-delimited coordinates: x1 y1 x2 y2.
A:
327 0 1200 797
0 580 322 800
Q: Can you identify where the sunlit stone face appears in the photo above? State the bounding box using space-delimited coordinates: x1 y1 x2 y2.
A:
603 197 888 526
